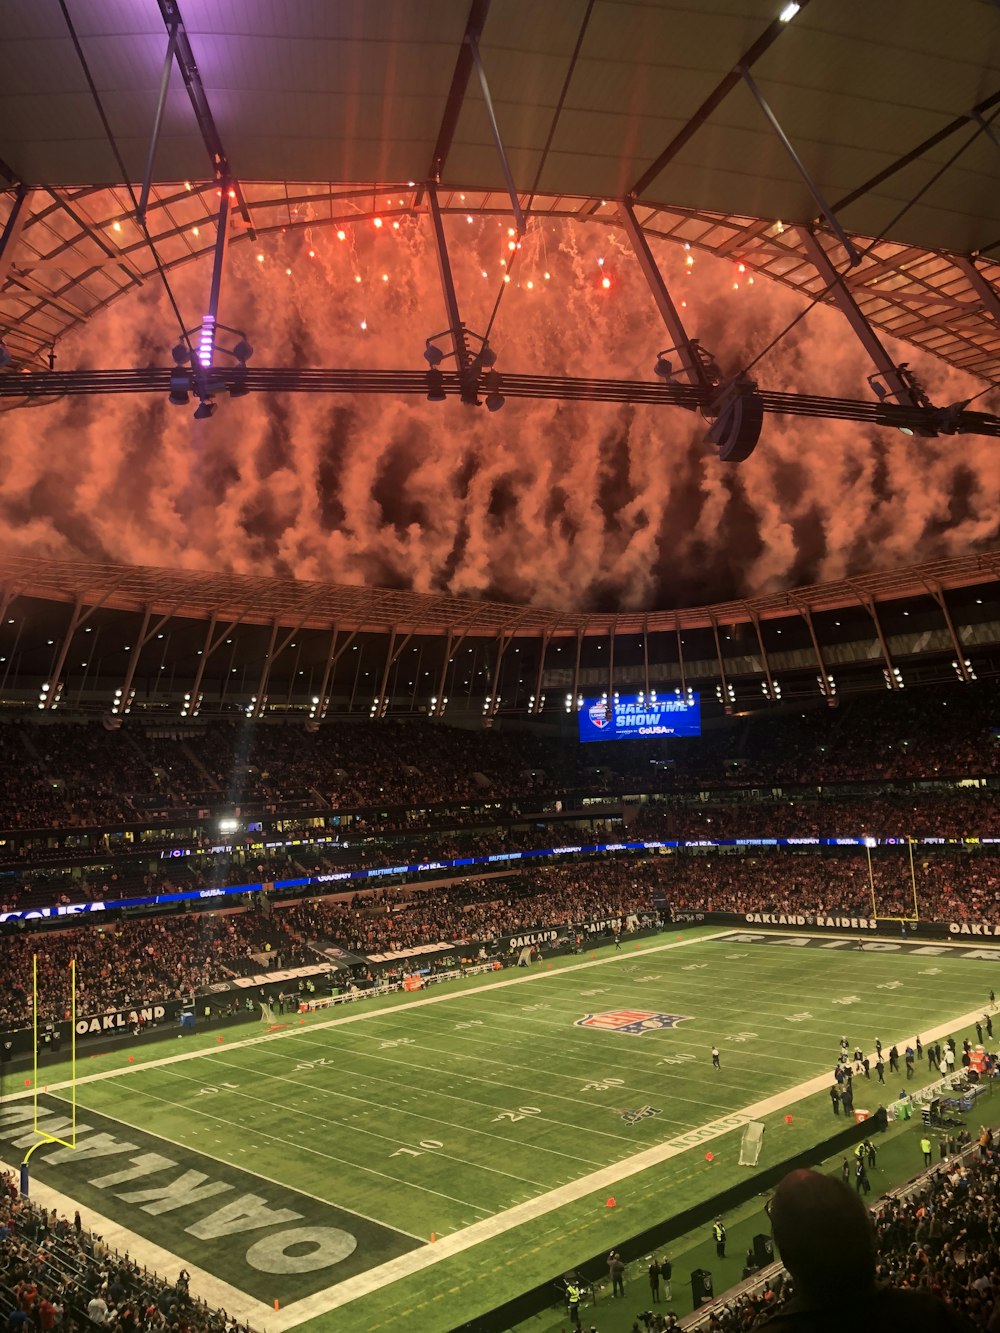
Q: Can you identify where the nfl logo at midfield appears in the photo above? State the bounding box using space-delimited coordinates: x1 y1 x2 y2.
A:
576 1008 691 1035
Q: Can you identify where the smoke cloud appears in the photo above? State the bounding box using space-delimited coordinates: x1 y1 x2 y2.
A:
2 213 997 612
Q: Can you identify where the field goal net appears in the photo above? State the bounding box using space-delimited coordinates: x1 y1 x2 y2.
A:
739 1121 766 1166
260 1001 278 1025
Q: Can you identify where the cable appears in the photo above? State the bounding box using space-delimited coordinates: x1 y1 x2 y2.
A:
56 0 194 354
738 106 1000 380
483 0 596 341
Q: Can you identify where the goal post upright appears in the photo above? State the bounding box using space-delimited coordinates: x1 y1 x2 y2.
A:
28 953 77 1155
908 838 920 923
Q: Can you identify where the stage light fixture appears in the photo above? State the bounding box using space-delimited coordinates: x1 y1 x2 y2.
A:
193 398 216 420
232 338 254 363
168 369 191 406
483 370 505 412
426 368 446 401
171 342 191 365
0 341 13 369
779 2 800 19
423 342 445 366
654 354 674 381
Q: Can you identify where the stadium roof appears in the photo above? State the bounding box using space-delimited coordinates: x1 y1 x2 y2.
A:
1 0 999 377
2 548 999 638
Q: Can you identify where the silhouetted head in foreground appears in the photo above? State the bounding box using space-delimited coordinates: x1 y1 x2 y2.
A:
769 1168 876 1299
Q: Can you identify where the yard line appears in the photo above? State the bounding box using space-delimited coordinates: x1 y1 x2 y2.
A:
282 1023 730 1122
80 1080 493 1216
155 1059 559 1189
213 1044 609 1167
242 1032 648 1145
266 994 997 1331
7 930 730 1105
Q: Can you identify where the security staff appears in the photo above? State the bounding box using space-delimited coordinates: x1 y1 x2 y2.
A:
565 1278 582 1327
921 1136 933 1166
713 1217 727 1258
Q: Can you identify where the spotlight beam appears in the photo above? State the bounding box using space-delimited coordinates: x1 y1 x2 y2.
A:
0 367 996 438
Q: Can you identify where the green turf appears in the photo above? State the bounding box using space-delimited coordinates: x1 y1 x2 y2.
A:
4 927 996 1333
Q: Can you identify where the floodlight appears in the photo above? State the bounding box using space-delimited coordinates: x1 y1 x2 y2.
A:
426 368 446 401
778 2 800 19
654 354 674 381
171 342 191 365
478 343 497 368
423 342 445 366
232 338 253 363
193 398 216 420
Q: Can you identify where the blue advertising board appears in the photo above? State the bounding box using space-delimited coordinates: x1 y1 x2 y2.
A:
577 692 701 743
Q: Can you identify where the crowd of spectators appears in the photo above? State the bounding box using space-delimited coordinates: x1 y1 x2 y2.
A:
4 838 1000 1032
0 908 312 1032
281 859 663 956
694 1139 1000 1332
0 681 998 831
0 1168 242 1333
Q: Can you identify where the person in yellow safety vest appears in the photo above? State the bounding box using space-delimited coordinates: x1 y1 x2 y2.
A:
921 1136 933 1166
713 1218 727 1257
565 1278 582 1327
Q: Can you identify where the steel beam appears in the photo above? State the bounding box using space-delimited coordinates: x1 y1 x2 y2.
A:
746 608 777 699
197 184 232 370
187 613 244 710
0 184 30 289
486 629 515 717
796 226 935 431
642 619 650 701
954 256 1000 326
467 36 525 234
426 187 470 372
157 0 256 237
793 601 834 699
832 88 1000 215
374 629 414 717
619 199 709 389
675 619 687 697
426 0 492 188
249 619 281 716
629 3 811 198
434 628 469 716
137 24 178 226
851 586 898 685
530 629 553 713
921 579 972 681
708 612 730 707
571 628 585 710
742 68 861 267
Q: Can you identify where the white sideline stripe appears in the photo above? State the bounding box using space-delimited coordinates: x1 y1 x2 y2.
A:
267 1002 996 1330
4 929 731 1103
0 1154 275 1330
7 930 990 1331
1 931 722 1327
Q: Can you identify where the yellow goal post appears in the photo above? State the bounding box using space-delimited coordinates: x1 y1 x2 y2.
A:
23 954 78 1168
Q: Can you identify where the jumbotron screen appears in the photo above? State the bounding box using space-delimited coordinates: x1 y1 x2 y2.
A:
577 692 701 742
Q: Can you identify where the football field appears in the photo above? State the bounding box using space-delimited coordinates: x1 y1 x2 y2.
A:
3 926 997 1333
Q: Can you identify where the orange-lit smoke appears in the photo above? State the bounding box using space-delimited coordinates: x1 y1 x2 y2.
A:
1 213 996 612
